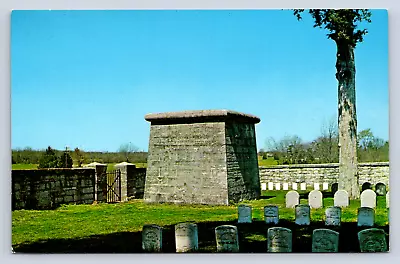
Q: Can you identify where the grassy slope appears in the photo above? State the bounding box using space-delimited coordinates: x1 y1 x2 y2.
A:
12 190 389 253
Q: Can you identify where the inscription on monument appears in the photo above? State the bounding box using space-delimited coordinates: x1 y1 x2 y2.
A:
215 225 239 252
264 205 279 225
312 229 339 253
175 223 198 252
295 204 310 226
238 204 252 223
267 227 292 253
325 206 341 226
142 224 162 252
358 228 388 252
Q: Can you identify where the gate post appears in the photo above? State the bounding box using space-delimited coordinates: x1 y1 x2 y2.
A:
85 162 107 202
115 162 135 202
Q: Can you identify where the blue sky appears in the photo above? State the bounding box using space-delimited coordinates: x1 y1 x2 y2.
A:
11 9 388 152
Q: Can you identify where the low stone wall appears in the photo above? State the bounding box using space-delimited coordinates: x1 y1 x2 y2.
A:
259 162 390 189
12 168 96 210
127 168 146 199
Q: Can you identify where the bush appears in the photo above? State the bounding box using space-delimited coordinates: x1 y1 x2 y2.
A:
38 146 60 169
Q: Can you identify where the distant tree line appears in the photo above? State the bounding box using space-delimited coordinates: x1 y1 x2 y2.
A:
12 143 148 167
260 120 388 165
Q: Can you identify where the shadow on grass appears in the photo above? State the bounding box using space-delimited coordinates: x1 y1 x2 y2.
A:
13 220 389 253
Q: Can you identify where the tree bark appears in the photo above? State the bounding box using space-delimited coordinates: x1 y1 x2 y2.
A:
336 41 359 199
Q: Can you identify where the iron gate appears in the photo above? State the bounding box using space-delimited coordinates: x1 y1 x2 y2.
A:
106 169 121 203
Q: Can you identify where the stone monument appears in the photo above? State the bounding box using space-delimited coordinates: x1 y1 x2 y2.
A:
144 110 261 205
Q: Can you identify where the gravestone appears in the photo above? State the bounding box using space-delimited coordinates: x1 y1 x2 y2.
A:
300 183 307 191
331 183 338 194
312 229 339 253
361 189 376 209
322 183 329 190
175 223 198 252
283 183 289 191
142 224 162 252
334 190 349 207
295 204 311 226
362 182 372 192
275 183 281 191
144 110 261 205
285 190 299 208
325 206 341 226
357 207 375 227
268 182 274 190
264 205 279 224
313 183 320 190
215 225 239 253
386 191 389 208
292 183 298 190
267 227 292 253
375 183 386 196
238 204 252 223
261 183 267 191
358 228 388 252
308 190 323 209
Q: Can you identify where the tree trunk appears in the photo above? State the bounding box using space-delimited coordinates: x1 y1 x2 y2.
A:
336 41 359 199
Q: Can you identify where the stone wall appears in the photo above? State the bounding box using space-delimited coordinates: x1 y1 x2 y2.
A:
226 122 260 202
127 167 146 199
259 162 390 189
12 168 96 210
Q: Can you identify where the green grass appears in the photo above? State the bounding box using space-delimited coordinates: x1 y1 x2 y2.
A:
257 156 278 166
12 190 389 253
12 164 38 170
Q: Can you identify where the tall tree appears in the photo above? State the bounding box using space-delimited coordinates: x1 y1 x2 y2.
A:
294 9 372 199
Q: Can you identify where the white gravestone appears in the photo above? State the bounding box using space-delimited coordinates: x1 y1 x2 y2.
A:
325 206 341 226
312 229 339 253
283 183 289 190
300 183 307 191
238 204 252 223
386 191 389 208
215 225 239 253
285 190 300 208
308 190 323 209
295 204 311 226
175 223 198 252
268 182 274 190
292 183 298 190
357 207 375 227
267 227 292 253
322 183 329 190
142 224 163 252
264 205 279 225
275 183 281 191
334 190 349 207
313 183 320 190
361 189 376 208
358 228 388 252
261 183 267 191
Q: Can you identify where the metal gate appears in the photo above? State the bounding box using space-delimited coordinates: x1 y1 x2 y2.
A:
106 169 121 203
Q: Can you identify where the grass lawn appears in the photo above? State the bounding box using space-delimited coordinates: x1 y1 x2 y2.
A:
11 190 389 253
11 164 38 170
258 156 279 166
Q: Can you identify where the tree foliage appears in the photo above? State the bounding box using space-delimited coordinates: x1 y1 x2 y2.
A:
38 146 60 169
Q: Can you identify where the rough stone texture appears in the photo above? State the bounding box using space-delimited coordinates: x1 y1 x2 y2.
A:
142 224 162 252
259 162 389 189
264 205 279 225
285 191 299 208
295 205 311 226
215 225 239 253
361 189 377 208
312 229 339 252
12 169 95 210
144 110 260 205
358 228 388 252
308 190 323 209
238 204 252 223
325 206 342 226
358 207 375 227
175 223 198 253
334 190 349 208
126 167 146 199
267 227 292 253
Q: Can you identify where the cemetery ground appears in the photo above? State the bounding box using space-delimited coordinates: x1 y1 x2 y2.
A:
12 189 389 253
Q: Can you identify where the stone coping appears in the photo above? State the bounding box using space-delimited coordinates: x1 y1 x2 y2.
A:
259 162 389 169
145 109 260 124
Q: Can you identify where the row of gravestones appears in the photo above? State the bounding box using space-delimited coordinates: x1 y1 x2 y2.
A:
284 189 390 209
142 223 387 253
262 182 388 196
239 204 380 227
